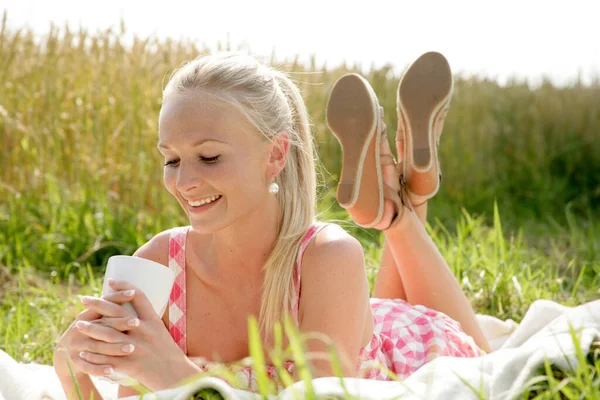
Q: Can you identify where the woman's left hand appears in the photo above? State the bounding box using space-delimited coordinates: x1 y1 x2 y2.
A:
77 279 192 390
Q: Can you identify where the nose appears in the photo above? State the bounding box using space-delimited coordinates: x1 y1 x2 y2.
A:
175 161 203 194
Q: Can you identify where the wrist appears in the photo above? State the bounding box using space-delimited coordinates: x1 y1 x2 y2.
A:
153 356 204 391
53 348 85 380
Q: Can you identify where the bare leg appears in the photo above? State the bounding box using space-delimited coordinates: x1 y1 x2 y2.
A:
371 149 490 350
372 239 407 300
383 207 491 353
372 203 427 300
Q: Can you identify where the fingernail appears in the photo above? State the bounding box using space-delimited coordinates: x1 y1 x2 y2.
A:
104 367 114 375
80 296 90 305
79 351 88 359
76 321 91 329
121 344 135 353
108 278 115 285
127 318 140 327
124 289 135 297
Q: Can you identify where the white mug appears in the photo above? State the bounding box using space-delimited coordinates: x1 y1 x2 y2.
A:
97 255 176 386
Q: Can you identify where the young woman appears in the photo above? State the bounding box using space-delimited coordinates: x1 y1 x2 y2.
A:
53 51 490 399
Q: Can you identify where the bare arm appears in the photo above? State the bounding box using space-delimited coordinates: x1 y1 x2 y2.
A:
297 225 371 378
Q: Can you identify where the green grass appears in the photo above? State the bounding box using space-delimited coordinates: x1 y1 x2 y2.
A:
2 201 599 399
1 10 599 400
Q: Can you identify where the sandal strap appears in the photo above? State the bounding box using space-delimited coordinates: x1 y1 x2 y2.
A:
381 174 414 231
383 184 402 207
398 174 414 213
380 154 396 166
379 114 397 166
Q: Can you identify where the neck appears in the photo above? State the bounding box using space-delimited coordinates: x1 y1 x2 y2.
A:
190 194 282 286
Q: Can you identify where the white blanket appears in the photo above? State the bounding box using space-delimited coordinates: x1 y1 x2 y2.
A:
1 299 598 400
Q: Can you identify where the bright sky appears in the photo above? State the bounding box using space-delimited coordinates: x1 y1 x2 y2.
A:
4 0 600 86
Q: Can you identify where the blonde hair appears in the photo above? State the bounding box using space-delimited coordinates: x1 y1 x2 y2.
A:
161 52 317 336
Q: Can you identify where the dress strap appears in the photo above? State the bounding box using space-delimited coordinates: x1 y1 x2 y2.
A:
291 222 330 323
168 226 191 354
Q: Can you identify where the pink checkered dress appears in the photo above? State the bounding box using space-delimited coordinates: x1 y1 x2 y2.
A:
167 222 484 390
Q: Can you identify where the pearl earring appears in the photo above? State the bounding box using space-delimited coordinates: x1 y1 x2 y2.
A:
268 182 279 194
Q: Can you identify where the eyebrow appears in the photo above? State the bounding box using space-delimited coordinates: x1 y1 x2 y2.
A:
157 139 228 150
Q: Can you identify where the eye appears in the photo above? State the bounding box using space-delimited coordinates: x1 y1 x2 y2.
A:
200 155 220 164
163 155 220 167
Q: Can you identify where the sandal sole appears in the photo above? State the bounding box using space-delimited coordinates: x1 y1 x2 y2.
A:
326 74 384 227
398 52 452 198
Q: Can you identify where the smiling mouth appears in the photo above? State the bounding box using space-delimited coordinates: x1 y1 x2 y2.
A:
187 194 223 208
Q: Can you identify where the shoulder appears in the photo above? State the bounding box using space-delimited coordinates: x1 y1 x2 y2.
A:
132 227 186 266
298 222 368 312
300 223 364 271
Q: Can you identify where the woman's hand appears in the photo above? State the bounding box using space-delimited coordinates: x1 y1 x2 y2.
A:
54 287 139 378
76 279 191 390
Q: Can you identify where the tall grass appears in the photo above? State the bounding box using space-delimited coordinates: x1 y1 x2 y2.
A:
1 12 599 277
1 12 599 240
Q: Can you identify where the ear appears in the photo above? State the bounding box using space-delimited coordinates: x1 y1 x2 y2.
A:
267 131 291 178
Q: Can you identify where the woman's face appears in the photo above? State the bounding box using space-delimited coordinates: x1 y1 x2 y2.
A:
158 93 276 233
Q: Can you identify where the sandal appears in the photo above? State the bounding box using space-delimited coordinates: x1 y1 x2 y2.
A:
396 51 453 205
326 73 411 230
326 73 385 228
